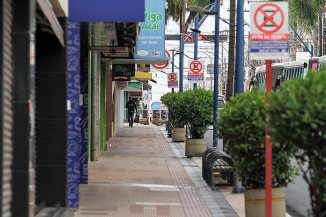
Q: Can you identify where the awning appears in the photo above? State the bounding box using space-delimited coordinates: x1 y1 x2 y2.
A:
102 58 168 65
131 71 152 80
37 0 65 46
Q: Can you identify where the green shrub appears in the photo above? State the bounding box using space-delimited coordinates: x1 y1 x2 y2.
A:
268 69 326 216
218 88 297 189
161 92 186 128
181 88 214 139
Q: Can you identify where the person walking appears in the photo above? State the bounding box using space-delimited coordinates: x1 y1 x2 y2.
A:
126 97 137 127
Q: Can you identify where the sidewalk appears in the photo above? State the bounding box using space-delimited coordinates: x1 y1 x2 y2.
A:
66 125 240 217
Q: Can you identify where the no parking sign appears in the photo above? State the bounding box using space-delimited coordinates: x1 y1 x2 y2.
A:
188 60 204 82
167 72 178 88
250 2 289 60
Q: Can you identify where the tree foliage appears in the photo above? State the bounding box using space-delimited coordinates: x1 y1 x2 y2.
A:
273 0 324 31
165 0 214 33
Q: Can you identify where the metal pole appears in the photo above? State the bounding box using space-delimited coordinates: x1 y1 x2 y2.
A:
310 44 314 57
235 0 244 94
194 15 199 89
265 60 273 217
180 35 184 92
91 52 97 161
213 0 220 148
198 5 216 27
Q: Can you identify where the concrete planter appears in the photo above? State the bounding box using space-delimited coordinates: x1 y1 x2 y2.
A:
172 127 186 142
185 138 207 157
244 187 286 217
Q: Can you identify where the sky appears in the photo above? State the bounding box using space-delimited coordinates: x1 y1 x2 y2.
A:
150 1 251 103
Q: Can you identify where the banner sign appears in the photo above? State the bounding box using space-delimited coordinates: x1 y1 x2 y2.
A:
250 2 289 60
134 0 165 59
188 60 204 82
168 72 178 88
67 22 80 208
69 0 145 22
79 24 89 185
112 64 135 81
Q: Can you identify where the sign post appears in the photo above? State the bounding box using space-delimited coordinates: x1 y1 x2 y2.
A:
250 2 289 217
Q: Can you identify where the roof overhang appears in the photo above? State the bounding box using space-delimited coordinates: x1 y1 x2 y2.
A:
102 58 168 65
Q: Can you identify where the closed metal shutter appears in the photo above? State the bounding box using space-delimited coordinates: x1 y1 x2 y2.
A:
0 0 13 216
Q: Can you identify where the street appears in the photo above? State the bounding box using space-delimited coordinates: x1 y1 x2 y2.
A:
204 126 311 217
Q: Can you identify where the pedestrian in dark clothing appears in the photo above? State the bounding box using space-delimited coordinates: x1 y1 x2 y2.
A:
126 97 137 127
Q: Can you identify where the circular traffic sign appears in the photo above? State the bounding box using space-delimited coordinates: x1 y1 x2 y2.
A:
168 73 177 81
117 81 127 89
190 60 203 74
152 50 170 69
254 3 284 34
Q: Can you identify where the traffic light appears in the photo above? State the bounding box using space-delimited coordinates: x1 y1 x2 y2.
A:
197 35 208 40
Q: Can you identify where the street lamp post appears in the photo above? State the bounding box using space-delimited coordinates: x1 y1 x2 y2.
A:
212 0 220 148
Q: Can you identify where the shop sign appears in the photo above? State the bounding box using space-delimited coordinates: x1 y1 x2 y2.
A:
134 0 165 59
112 64 135 81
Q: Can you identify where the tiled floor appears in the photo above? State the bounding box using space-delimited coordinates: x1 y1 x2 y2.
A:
65 125 238 217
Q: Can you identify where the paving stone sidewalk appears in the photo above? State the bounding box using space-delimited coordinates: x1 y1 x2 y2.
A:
66 125 238 217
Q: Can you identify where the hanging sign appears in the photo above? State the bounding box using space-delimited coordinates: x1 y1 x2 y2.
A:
116 81 127 89
168 72 178 88
112 64 135 81
250 2 289 60
134 0 165 60
188 60 204 82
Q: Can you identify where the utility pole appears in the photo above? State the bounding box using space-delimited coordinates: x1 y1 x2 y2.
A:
235 0 244 94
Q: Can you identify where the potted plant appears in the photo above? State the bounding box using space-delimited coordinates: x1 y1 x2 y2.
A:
268 69 326 217
161 92 187 142
181 88 214 157
218 88 298 217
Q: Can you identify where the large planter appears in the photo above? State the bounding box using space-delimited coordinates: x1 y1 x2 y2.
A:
185 138 206 157
172 127 186 142
244 187 286 217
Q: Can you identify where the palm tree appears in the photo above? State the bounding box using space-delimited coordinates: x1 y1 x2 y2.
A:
273 0 324 56
166 0 215 33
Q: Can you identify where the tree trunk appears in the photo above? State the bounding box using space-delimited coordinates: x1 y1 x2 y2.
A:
180 1 186 33
226 0 236 101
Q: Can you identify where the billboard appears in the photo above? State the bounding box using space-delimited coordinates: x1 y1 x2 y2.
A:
69 0 145 22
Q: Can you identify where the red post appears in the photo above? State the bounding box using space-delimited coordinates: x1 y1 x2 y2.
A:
172 88 174 94
265 60 272 217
